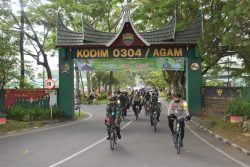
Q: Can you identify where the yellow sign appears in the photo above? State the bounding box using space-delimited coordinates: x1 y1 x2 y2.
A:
75 48 183 58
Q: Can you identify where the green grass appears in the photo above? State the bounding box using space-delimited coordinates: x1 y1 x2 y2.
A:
98 99 109 104
0 111 89 134
0 120 45 134
74 111 88 118
195 115 250 151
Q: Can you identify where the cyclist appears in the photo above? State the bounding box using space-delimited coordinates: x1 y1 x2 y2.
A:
119 91 127 117
132 92 142 114
144 91 151 104
124 91 130 111
150 92 160 125
167 93 191 147
105 97 122 140
143 91 151 111
88 92 95 104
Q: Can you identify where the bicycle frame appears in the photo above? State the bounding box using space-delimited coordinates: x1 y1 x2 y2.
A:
109 122 117 150
173 118 185 154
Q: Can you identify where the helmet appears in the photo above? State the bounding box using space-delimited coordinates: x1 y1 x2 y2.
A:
174 93 182 98
109 96 116 101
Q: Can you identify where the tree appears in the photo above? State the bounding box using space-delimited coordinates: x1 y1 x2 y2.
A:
223 0 250 76
10 0 55 79
19 0 25 88
0 36 18 93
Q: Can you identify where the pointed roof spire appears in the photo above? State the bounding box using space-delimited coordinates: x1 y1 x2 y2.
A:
106 0 150 47
123 0 132 22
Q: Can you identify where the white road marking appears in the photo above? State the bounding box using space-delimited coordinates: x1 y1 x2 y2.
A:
187 125 250 167
0 113 93 140
48 120 134 167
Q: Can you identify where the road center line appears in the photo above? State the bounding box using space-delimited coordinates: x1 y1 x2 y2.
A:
187 125 250 167
48 120 133 167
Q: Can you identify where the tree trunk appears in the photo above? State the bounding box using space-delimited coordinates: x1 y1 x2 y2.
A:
19 0 25 88
44 63 52 79
80 71 84 94
0 89 5 114
180 71 186 98
98 78 101 93
104 84 108 92
87 71 91 95
76 70 80 102
108 71 113 95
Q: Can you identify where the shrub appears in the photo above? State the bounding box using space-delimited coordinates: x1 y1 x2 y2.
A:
98 92 108 100
227 97 250 118
7 105 63 121
51 105 63 119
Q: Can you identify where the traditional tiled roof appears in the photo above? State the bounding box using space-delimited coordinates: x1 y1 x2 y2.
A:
82 18 116 44
140 11 176 43
56 8 203 47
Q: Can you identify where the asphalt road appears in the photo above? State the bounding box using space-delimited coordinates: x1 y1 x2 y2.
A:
0 99 249 167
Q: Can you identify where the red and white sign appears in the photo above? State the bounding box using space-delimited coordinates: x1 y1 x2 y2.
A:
45 79 55 89
230 116 243 123
0 117 6 124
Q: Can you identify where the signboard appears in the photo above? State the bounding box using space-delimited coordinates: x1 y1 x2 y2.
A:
74 47 184 59
48 90 57 106
45 79 55 89
76 57 184 71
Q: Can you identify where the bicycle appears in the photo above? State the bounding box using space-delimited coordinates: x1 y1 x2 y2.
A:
120 105 127 119
172 118 186 154
109 121 117 150
107 110 118 150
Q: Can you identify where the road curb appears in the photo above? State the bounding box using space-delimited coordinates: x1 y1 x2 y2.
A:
191 120 250 156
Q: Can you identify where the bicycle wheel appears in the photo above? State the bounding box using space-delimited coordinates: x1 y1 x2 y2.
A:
176 133 181 154
135 107 138 120
153 115 157 132
174 131 178 149
110 129 115 150
113 129 117 145
145 104 148 116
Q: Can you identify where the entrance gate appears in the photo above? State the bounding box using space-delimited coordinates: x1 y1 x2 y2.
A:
56 5 203 118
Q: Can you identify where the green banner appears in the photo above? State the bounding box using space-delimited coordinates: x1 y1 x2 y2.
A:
76 57 184 71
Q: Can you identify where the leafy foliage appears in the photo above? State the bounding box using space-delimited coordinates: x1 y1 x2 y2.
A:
227 97 250 118
7 105 63 121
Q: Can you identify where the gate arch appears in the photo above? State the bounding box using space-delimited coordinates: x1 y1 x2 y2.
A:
56 5 203 118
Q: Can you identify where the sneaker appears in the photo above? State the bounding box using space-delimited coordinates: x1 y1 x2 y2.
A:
117 133 121 139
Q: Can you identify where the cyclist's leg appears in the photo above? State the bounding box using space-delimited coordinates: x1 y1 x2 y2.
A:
156 107 160 121
168 116 175 135
180 120 185 146
139 103 142 113
150 110 153 126
106 125 111 140
132 104 136 114
116 125 121 139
